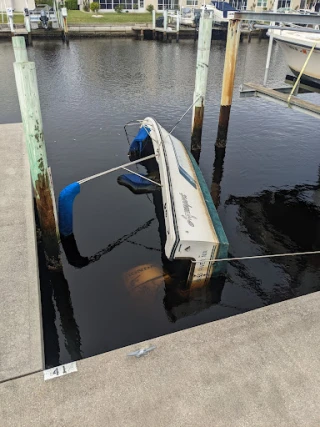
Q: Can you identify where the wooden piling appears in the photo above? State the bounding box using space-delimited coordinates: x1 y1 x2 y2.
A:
24 12 32 46
152 9 156 39
63 17 69 44
61 7 69 44
12 37 60 269
191 14 213 157
215 19 241 148
211 146 226 208
176 12 180 42
263 0 278 85
163 9 168 42
7 8 14 33
163 9 168 32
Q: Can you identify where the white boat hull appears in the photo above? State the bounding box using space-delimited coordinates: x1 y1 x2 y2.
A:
142 118 223 285
271 30 320 83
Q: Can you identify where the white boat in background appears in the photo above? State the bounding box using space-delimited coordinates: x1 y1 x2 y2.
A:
270 28 320 83
209 1 238 26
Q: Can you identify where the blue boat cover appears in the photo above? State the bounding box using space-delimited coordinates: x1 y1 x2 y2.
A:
58 182 81 237
129 126 150 155
122 173 150 186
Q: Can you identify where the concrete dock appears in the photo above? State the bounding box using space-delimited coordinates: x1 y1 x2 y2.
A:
0 123 43 383
1 123 320 426
2 292 320 426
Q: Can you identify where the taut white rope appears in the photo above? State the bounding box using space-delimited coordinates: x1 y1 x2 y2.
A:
78 154 157 185
191 250 320 264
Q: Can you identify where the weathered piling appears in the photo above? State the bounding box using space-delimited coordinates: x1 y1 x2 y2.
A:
163 9 168 42
191 14 213 158
211 146 226 208
152 9 156 39
23 8 32 46
6 7 14 33
176 12 180 42
61 7 69 44
215 19 241 148
263 0 278 85
12 36 60 268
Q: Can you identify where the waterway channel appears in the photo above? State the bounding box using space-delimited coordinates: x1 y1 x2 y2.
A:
1 37 320 367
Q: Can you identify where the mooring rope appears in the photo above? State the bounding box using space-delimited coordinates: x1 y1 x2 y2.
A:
287 40 318 105
169 96 202 135
77 154 157 185
191 250 320 264
122 167 162 187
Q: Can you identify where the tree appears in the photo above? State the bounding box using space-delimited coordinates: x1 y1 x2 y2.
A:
90 2 100 12
115 4 124 12
83 0 90 11
146 4 154 12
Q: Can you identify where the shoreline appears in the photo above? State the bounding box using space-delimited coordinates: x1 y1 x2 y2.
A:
0 25 265 40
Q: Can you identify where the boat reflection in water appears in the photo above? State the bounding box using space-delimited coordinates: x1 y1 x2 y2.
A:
118 160 226 323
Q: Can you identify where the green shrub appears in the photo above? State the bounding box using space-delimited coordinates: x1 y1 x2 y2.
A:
146 4 154 12
90 1 99 12
35 0 53 6
114 4 124 12
65 0 78 10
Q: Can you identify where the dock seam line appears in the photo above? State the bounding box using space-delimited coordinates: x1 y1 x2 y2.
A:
0 369 43 385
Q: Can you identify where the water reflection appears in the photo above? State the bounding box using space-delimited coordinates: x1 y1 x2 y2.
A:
61 219 154 269
38 232 82 367
2 37 320 362
226 183 320 298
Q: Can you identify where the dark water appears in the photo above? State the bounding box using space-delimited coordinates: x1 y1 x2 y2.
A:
1 37 320 367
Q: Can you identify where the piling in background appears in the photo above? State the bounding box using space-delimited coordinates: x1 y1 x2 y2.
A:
191 14 213 158
7 8 14 33
12 36 61 269
152 9 156 39
61 7 69 44
24 10 32 46
263 0 278 85
176 12 180 42
215 19 241 148
163 9 168 42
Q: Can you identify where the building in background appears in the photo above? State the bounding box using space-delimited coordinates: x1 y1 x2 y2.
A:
0 0 35 12
2 0 317 16
94 0 307 13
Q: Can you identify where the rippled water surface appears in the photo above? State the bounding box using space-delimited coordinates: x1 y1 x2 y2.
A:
1 37 320 366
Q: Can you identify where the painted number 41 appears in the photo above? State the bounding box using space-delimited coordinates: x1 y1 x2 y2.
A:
44 362 77 381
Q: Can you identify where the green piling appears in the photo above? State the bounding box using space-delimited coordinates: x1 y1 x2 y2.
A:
12 36 61 270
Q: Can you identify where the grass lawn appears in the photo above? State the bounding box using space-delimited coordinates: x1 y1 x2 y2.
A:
13 13 25 24
11 10 160 26
67 10 159 25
